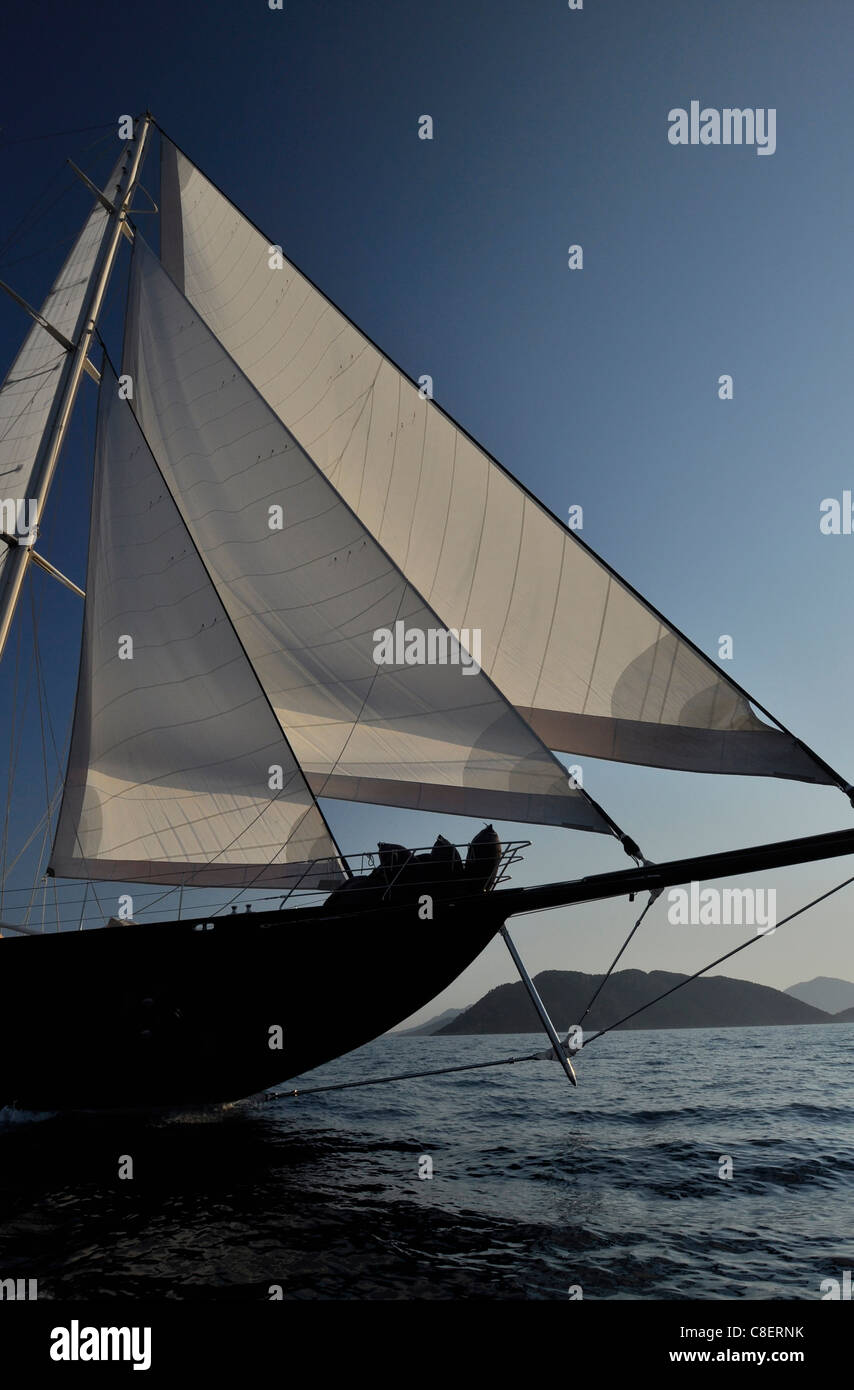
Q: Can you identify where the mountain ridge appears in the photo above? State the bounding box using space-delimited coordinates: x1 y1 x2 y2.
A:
436 968 829 1035
785 976 854 1014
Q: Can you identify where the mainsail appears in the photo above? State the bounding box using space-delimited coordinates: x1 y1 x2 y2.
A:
0 151 126 580
49 360 345 889
159 136 831 787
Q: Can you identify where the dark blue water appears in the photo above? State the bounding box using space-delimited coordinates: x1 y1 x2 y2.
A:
1 1024 851 1299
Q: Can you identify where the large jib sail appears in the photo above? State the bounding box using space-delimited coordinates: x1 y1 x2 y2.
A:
122 237 604 834
0 151 127 580
158 136 833 788
49 358 345 889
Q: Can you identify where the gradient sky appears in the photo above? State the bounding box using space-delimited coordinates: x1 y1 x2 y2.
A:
1 0 853 1027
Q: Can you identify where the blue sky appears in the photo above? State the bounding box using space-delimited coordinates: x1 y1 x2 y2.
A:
1 0 853 1022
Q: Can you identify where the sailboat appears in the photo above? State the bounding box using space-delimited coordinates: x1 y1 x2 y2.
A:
1 114 853 1113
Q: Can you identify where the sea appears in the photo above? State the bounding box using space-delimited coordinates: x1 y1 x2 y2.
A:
0 1023 851 1301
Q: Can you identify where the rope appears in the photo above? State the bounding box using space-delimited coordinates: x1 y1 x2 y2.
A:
268 1049 548 1099
577 887 662 1027
583 869 854 1045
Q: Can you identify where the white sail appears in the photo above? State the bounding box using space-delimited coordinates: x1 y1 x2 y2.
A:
124 238 605 834
50 361 345 889
159 138 830 787
0 151 126 580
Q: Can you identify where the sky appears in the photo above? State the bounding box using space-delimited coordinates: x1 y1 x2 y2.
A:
1 0 853 1028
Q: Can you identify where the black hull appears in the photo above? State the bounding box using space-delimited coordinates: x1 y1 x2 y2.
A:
0 898 503 1112
6 821 850 1112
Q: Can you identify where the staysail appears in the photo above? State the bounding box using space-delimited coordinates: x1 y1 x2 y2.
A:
0 150 126 580
49 360 345 889
159 136 832 787
123 237 606 834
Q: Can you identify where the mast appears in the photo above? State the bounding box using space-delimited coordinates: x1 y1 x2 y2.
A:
0 112 153 661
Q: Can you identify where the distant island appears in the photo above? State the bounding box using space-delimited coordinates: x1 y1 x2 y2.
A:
786 976 854 1014
421 969 854 1036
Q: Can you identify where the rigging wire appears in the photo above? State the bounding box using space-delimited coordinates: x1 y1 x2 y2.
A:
29 569 74 934
0 126 116 254
582 869 854 1046
23 816 52 929
0 122 116 149
0 367 83 914
1 604 39 880
75 881 90 932
577 886 663 1027
24 571 71 929
268 1049 550 1099
0 602 23 912
31 579 57 813
0 788 62 885
0 232 80 272
0 179 80 265
0 358 64 449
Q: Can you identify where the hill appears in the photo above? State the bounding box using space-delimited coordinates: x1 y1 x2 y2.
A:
436 969 828 1035
395 1007 464 1036
831 1006 854 1023
786 977 854 1014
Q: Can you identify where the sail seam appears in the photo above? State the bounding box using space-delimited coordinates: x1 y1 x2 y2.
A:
530 530 567 711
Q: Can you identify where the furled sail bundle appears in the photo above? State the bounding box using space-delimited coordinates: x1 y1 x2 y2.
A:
0 153 126 580
159 137 831 787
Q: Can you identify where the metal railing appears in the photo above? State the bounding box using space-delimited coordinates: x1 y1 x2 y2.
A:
270 838 532 909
